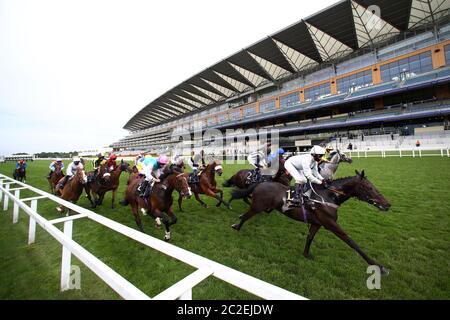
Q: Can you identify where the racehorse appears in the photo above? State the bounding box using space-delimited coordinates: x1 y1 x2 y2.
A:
47 162 64 194
85 160 132 209
319 150 353 180
177 161 231 211
223 158 292 206
122 171 192 241
13 165 26 183
55 168 88 214
231 170 391 274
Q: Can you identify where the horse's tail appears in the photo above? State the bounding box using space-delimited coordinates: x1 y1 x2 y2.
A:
231 183 258 200
222 176 235 188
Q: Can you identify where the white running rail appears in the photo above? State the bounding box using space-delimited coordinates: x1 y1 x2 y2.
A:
0 173 306 300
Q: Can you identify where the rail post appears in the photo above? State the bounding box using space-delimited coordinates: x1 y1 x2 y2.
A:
441 149 444 157
0 179 3 202
3 183 10 211
400 149 402 158
419 149 422 157
447 148 450 157
61 220 73 291
13 189 20 223
28 200 37 244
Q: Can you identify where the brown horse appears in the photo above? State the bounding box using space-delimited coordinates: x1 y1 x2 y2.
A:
177 161 230 211
231 170 391 274
223 158 292 206
55 168 88 214
85 160 132 209
47 162 65 194
122 171 192 241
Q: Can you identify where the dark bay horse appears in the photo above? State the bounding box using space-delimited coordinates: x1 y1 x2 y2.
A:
85 160 132 209
223 159 292 206
55 168 88 214
231 170 391 274
177 161 230 211
47 162 64 194
13 165 26 183
122 171 192 241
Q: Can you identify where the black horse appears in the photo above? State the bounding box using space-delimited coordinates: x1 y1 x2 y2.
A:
232 171 391 274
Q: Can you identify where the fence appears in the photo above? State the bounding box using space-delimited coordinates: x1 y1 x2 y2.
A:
0 173 306 300
345 147 450 158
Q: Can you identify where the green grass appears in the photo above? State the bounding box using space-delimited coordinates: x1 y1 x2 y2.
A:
0 158 449 300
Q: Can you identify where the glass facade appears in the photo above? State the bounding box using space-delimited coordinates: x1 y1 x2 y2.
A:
244 104 257 117
207 117 216 126
260 99 276 113
336 70 373 94
380 51 433 82
280 92 300 108
218 114 229 123
304 82 331 102
229 110 241 121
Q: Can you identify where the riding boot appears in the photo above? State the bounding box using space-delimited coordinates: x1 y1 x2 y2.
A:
138 180 148 197
290 183 304 206
58 175 70 190
143 182 152 198
47 171 52 179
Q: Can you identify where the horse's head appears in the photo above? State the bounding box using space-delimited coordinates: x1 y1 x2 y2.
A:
337 150 353 164
76 169 88 185
55 162 63 173
120 160 132 173
175 173 192 199
353 170 390 211
210 161 223 176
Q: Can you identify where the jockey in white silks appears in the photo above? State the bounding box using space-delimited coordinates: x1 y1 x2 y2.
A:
246 143 276 184
284 146 331 206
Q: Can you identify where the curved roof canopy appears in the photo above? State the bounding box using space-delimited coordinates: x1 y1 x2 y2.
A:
124 0 450 131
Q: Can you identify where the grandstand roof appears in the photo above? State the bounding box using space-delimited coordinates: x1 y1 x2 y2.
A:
124 0 450 131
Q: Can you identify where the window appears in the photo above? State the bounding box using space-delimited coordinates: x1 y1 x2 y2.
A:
446 45 450 65
336 70 373 94
207 117 216 126
280 92 300 108
304 83 331 102
260 99 276 113
218 114 229 123
380 51 433 82
229 110 241 121
244 104 257 117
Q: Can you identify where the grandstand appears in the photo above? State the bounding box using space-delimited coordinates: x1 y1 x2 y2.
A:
111 0 450 155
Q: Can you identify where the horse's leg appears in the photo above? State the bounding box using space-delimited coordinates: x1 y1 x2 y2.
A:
232 207 263 231
303 224 321 259
178 193 183 212
153 208 171 241
194 191 208 208
322 217 388 274
167 206 177 226
85 186 95 208
111 188 117 209
131 203 144 232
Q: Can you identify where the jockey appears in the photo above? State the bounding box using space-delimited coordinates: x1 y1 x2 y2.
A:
135 154 144 166
137 154 169 197
106 154 118 172
93 153 107 175
47 158 64 179
321 145 334 163
247 143 271 184
58 157 84 190
189 151 206 183
284 146 330 206
267 148 286 167
16 159 28 169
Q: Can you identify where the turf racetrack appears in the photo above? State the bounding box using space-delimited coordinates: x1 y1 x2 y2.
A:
0 158 449 299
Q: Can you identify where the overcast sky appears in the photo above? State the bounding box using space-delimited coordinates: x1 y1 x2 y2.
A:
0 0 337 155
